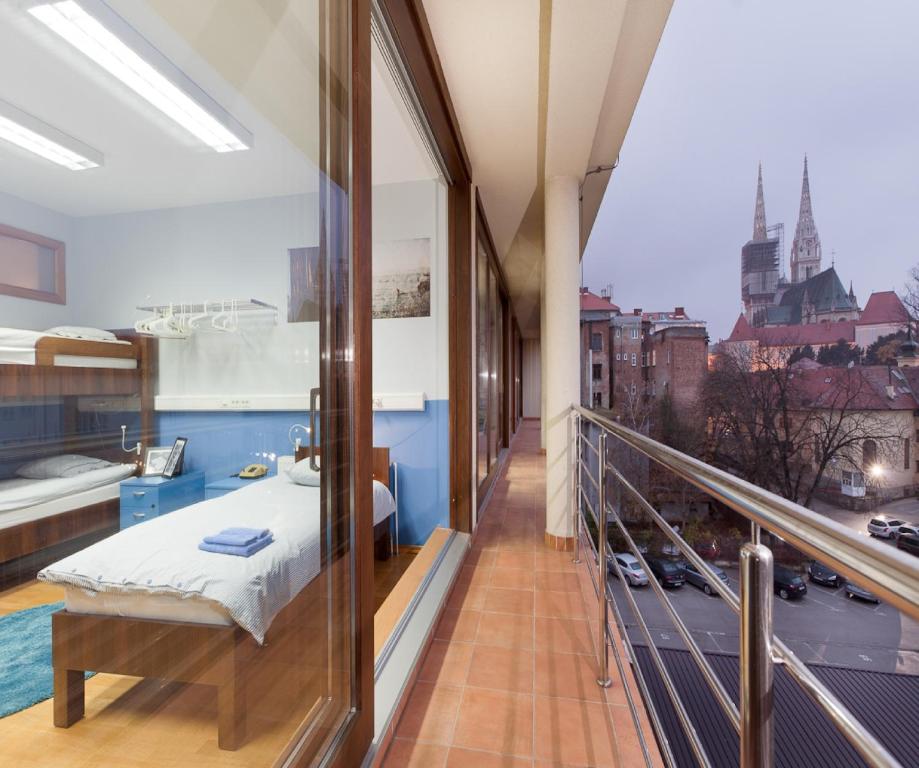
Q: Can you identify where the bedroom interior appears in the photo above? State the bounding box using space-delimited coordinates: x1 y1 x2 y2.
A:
0 0 454 765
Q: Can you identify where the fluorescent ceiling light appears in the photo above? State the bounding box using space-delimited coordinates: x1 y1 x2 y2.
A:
28 0 252 153
0 99 102 170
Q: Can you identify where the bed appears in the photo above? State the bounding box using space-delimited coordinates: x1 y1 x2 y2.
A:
0 327 138 369
0 328 155 586
41 447 395 750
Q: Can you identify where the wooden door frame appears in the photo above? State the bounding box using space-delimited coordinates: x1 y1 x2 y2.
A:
376 0 475 534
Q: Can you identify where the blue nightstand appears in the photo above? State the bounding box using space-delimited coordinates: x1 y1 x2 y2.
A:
120 471 206 529
205 475 269 501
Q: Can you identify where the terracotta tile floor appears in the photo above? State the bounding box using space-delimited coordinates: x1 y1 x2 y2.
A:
382 421 662 768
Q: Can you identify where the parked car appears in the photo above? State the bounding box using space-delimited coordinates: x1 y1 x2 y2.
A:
897 533 919 558
844 580 880 603
807 560 842 588
694 538 721 560
681 560 729 595
611 553 649 586
867 517 907 538
645 555 685 588
894 523 919 540
774 565 807 600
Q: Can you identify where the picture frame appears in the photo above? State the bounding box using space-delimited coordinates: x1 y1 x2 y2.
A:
142 446 172 477
162 437 188 479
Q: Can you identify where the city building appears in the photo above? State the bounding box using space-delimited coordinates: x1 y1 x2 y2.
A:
580 297 709 421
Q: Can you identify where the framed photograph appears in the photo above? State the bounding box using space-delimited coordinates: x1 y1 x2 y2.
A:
142 446 172 477
162 437 188 479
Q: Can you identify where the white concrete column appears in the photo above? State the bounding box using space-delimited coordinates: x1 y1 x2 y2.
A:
544 175 580 541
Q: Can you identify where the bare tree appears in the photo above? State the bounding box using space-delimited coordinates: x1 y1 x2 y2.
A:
704 343 905 506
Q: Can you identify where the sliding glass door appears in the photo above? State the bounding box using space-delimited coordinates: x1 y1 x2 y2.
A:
0 1 369 765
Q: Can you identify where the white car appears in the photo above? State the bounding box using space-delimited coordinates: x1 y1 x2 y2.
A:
893 523 919 540
610 553 649 586
867 517 907 538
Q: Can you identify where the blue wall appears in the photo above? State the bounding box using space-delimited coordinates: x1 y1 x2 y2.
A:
156 411 305 483
373 399 449 546
157 401 450 547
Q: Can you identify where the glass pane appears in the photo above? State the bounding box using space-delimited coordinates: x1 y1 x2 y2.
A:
0 1 354 765
488 266 498 469
0 232 56 292
476 240 489 487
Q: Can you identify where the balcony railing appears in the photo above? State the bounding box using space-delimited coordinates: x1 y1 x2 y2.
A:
570 404 919 768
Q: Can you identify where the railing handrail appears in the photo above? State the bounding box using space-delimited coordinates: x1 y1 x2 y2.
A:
573 404 919 623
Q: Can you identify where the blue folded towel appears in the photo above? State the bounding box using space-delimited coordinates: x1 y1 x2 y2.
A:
199 534 273 558
202 527 271 547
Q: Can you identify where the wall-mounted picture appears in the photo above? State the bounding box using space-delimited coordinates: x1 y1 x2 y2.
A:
142 446 172 476
288 246 321 322
372 237 431 319
162 437 188 479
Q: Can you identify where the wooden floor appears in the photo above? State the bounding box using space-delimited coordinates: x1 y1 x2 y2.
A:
0 550 423 767
375 549 417 611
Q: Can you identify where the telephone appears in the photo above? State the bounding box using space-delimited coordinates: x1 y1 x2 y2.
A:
239 463 269 479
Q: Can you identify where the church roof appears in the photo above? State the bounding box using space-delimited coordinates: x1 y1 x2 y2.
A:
775 267 856 323
726 313 856 347
857 291 908 326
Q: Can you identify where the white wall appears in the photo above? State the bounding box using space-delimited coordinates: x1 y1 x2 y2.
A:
522 338 541 417
0 190 76 330
371 179 448 401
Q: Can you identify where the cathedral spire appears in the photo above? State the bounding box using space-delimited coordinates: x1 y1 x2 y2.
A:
790 154 822 283
795 155 817 240
752 163 768 241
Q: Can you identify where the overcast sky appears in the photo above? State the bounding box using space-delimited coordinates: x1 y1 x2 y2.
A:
582 0 919 341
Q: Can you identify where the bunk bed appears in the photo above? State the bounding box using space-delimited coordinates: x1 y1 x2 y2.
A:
0 330 156 588
43 446 393 750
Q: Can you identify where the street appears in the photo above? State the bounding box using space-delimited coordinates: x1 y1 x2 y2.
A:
609 498 919 674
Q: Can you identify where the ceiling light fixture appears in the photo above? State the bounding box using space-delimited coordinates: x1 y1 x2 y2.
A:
0 99 102 170
28 0 252 153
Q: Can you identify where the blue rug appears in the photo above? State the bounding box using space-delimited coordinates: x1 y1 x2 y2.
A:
0 601 93 718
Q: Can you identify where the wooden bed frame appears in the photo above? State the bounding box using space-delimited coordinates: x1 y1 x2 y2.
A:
296 444 394 559
0 332 156 588
51 444 391 751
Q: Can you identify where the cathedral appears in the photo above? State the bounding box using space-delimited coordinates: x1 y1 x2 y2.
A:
740 157 859 328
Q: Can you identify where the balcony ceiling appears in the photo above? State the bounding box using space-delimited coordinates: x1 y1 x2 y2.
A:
422 0 672 336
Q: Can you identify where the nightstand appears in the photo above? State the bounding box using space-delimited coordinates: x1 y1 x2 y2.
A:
119 470 206 529
205 475 269 500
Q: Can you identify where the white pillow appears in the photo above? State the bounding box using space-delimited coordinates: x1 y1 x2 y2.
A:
46 326 117 342
17 454 115 480
287 458 320 487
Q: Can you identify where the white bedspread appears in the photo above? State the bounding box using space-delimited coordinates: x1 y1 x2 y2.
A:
0 464 136 514
373 479 396 525
0 327 135 368
39 474 321 644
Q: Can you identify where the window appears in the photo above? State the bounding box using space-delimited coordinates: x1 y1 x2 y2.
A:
0 223 65 304
615 328 621 339
652 350 656 366
906 438 911 471
477 235 507 491
630 383 637 395
590 332 602 351
631 353 637 367
592 363 602 380
667 348 672 365
630 328 639 339
863 439 878 468
593 392 602 407
616 353 621 361
641 352 648 367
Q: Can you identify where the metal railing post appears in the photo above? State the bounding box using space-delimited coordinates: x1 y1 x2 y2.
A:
573 413 582 564
740 542 774 768
596 430 611 688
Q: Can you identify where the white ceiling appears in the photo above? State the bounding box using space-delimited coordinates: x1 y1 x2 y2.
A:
0 0 434 220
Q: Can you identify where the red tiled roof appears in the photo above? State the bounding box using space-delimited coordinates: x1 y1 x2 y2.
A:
726 314 855 347
789 365 917 411
580 290 620 312
857 291 908 326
